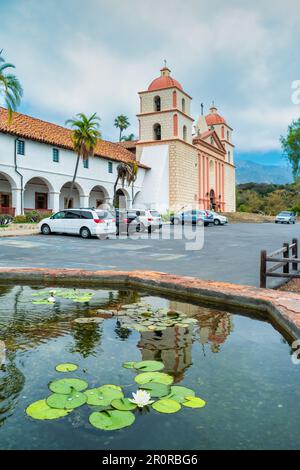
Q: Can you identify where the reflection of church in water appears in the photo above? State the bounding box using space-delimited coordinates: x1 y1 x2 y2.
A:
138 301 234 383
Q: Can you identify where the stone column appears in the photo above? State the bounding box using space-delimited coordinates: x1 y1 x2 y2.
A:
80 194 90 208
11 188 22 216
49 192 60 213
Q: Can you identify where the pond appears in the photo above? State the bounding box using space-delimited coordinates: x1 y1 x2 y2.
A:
0 284 299 450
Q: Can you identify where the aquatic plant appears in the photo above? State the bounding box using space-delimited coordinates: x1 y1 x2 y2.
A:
25 359 206 430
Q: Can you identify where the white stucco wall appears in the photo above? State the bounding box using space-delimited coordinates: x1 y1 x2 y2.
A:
135 144 169 213
0 133 146 214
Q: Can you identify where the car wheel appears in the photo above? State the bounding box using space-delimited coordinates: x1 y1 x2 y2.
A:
214 219 221 226
275 221 278 224
80 227 91 239
41 224 51 235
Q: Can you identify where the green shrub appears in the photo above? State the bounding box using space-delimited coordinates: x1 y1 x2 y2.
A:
25 210 43 223
0 214 13 226
161 211 174 222
13 215 28 223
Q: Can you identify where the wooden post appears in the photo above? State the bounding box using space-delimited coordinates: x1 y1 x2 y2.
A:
283 242 289 274
292 238 298 271
260 250 267 288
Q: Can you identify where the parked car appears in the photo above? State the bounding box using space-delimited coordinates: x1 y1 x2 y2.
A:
207 211 228 226
170 210 214 226
39 208 116 238
275 211 296 224
116 209 162 235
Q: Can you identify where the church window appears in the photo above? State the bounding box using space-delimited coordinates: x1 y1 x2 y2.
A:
153 123 161 141
183 125 187 141
228 151 231 162
182 98 186 113
227 130 230 141
221 126 224 139
154 96 161 112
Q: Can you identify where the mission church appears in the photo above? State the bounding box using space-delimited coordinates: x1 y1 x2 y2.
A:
0 66 235 216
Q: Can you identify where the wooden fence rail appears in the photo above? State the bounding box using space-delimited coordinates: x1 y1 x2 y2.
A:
260 238 298 288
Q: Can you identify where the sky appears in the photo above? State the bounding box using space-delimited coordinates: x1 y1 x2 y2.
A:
1 0 300 166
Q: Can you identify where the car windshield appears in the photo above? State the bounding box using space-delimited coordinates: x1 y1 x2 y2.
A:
96 211 113 219
150 210 160 217
279 212 292 216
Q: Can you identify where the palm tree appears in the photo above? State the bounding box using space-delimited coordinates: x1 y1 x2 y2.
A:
113 161 138 207
114 115 130 141
65 113 101 209
121 133 136 142
0 49 23 122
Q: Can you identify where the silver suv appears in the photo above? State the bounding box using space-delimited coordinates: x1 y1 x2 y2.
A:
275 211 296 224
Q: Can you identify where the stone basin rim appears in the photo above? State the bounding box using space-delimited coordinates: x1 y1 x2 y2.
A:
0 267 299 343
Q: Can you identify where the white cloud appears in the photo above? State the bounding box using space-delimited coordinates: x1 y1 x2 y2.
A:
1 0 300 149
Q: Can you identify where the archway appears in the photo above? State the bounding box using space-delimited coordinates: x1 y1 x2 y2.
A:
89 185 110 209
210 189 216 210
115 188 128 209
60 182 83 209
24 177 53 212
0 172 16 215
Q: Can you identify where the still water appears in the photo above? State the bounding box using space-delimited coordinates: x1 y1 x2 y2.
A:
0 284 299 450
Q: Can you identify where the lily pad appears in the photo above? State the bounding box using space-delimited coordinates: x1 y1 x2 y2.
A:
49 378 88 394
84 385 123 406
152 399 181 414
139 382 170 398
182 396 206 408
47 390 87 410
111 398 137 411
55 363 78 372
134 360 164 372
89 410 135 431
122 361 137 369
134 372 174 386
74 317 104 324
32 299 53 305
26 399 71 420
167 386 195 403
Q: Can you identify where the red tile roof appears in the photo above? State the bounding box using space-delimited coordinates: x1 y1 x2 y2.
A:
205 113 226 126
0 108 149 168
148 68 183 92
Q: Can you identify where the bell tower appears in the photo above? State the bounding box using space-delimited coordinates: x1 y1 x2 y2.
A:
137 66 194 144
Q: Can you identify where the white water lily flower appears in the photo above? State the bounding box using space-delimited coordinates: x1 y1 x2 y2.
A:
129 389 154 408
47 296 56 303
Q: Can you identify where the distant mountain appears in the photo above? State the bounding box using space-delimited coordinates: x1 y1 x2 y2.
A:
236 160 293 184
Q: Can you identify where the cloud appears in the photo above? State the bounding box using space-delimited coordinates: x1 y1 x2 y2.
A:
1 0 300 151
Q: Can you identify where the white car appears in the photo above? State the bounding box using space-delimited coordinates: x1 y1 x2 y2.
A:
38 208 116 239
135 209 163 233
208 211 228 226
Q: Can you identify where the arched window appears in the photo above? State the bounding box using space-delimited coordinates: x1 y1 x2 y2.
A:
221 126 224 139
183 125 187 141
228 151 231 162
227 130 230 141
182 98 186 113
153 123 161 141
154 96 161 112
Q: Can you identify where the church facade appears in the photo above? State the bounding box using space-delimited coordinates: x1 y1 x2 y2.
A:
0 66 235 217
129 66 236 212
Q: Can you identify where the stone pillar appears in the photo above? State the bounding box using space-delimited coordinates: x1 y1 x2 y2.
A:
80 194 90 208
49 192 60 213
11 188 22 216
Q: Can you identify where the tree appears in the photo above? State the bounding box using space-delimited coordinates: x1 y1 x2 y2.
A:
65 113 101 209
121 133 136 142
113 161 138 207
0 49 23 122
114 115 130 141
280 118 300 181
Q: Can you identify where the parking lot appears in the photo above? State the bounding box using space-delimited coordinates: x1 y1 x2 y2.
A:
0 222 299 287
